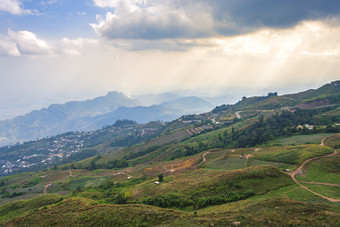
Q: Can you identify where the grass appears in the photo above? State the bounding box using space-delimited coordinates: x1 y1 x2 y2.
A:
324 134 340 148
129 166 293 208
0 194 63 222
3 192 339 226
206 158 245 170
247 158 294 170
243 184 329 204
253 144 333 165
66 177 109 191
296 153 340 184
276 133 335 146
99 129 190 163
301 183 340 200
197 197 340 226
4 197 188 227
0 164 338 226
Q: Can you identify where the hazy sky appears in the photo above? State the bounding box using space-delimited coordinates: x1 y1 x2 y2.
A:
0 0 340 119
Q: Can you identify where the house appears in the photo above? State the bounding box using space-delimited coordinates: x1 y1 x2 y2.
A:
305 124 314 130
155 181 160 185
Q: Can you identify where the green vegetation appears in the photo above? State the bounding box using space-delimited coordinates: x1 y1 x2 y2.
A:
2 197 185 226
206 157 245 170
127 166 293 210
301 183 340 200
23 174 42 188
247 158 293 170
253 145 333 164
0 194 63 222
158 173 164 182
324 134 340 148
2 195 339 226
276 133 335 145
0 82 340 226
296 153 340 184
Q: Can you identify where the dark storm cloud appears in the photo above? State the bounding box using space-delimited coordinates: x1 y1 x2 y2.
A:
211 0 340 34
91 0 340 40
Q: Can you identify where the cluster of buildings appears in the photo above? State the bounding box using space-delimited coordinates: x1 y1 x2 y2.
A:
0 133 88 176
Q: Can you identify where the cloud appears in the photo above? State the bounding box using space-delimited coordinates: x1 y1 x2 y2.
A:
91 0 340 40
8 29 52 55
77 11 87 16
91 0 215 39
209 21 340 58
0 29 99 56
211 0 340 31
93 0 146 8
0 34 20 56
58 38 99 55
40 0 58 6
0 0 31 15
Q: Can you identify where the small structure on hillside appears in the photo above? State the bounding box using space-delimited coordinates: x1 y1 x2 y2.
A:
155 181 160 185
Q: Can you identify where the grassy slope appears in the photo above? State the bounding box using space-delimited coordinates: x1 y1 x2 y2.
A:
4 198 189 227
129 166 293 202
0 194 63 222
0 142 339 226
252 145 333 165
324 134 340 148
276 133 336 146
2 195 340 226
301 183 340 200
296 153 340 184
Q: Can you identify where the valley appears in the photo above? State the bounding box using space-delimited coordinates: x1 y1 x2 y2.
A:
0 81 339 226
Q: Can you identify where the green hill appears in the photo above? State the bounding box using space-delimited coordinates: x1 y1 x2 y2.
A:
0 81 339 226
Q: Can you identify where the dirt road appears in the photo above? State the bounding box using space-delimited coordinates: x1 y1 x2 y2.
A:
43 183 51 195
244 154 252 168
197 152 211 166
290 150 337 179
289 136 340 202
299 181 340 188
235 111 241 119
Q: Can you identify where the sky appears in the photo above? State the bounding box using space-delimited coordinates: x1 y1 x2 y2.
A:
0 0 340 119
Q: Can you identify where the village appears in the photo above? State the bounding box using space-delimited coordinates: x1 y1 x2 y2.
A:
0 132 90 175
0 121 163 176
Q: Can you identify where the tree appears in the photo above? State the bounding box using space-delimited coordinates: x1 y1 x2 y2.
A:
114 193 127 204
90 160 97 170
223 130 228 137
218 134 222 142
158 173 164 182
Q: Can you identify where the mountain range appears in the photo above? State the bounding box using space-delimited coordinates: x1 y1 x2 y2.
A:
0 92 214 147
1 81 339 147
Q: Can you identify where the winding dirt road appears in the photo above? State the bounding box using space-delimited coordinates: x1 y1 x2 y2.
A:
290 150 338 179
43 183 51 195
235 111 241 119
197 152 211 166
289 136 340 202
244 154 252 168
299 181 340 188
